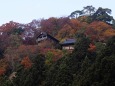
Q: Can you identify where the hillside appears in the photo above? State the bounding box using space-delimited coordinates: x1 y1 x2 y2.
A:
0 6 115 86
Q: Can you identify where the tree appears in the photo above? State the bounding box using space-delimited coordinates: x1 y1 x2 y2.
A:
72 36 115 86
91 7 113 24
88 43 96 52
4 35 22 71
56 24 73 40
85 21 115 42
21 56 32 69
69 5 95 19
40 17 70 36
82 5 96 16
104 36 115 56
11 27 24 35
69 10 83 19
13 54 45 86
73 32 90 59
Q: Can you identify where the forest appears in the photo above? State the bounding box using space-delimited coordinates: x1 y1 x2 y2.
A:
0 6 115 86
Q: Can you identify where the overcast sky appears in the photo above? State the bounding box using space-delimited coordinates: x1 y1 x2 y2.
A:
0 0 114 25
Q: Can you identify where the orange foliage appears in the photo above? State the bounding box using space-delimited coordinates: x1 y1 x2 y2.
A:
88 43 96 52
56 19 89 40
70 19 82 30
21 56 32 69
86 21 114 41
19 45 37 53
18 45 40 57
40 48 64 62
87 21 111 31
103 29 115 37
56 24 73 40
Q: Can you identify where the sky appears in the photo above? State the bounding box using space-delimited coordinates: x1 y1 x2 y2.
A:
0 0 114 25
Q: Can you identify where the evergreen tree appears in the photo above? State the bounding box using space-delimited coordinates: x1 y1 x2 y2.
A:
13 54 45 86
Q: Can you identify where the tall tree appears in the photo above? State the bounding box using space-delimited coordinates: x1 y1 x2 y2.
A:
82 5 96 16
91 7 113 24
13 54 45 86
73 32 90 59
69 10 83 19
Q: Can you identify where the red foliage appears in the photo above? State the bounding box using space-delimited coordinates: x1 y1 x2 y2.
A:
41 17 70 36
0 69 5 76
88 43 96 52
0 21 19 33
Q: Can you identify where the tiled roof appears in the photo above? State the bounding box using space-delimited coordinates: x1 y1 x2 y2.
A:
60 39 76 45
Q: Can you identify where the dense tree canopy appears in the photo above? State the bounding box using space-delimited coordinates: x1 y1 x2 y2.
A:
0 5 115 86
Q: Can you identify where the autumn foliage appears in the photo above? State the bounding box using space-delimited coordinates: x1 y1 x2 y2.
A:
40 48 64 62
85 21 115 41
21 56 32 69
88 43 96 52
0 6 115 86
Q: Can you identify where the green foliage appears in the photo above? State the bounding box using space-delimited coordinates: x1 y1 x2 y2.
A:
72 36 115 86
45 51 54 66
45 33 90 86
1 5 115 86
69 5 96 19
12 28 24 35
104 36 115 56
73 32 90 59
69 10 83 18
45 36 115 86
91 7 113 24
9 27 24 35
0 76 12 86
12 54 45 86
1 36 115 86
95 42 106 55
8 34 22 48
70 6 115 24
45 55 74 86
82 5 96 16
